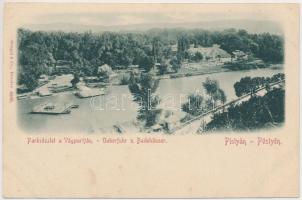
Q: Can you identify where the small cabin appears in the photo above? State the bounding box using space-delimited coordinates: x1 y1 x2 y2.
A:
187 44 232 63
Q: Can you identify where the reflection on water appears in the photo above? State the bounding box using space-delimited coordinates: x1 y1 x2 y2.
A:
18 68 283 133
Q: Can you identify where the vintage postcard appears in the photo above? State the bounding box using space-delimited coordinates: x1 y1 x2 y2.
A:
2 2 300 198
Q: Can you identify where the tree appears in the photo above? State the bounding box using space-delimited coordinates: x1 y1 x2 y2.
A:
203 78 219 96
218 88 227 104
193 52 203 62
170 56 181 72
181 94 204 116
71 72 80 87
234 76 253 97
157 63 168 75
128 73 162 128
177 35 190 52
18 42 51 90
138 55 155 72
177 35 190 60
202 78 227 107
271 73 285 82
18 67 39 91
254 33 284 63
182 78 227 118
151 37 163 62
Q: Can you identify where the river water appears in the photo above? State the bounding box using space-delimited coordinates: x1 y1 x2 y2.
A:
18 68 283 133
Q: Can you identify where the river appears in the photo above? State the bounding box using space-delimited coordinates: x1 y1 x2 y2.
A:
18 67 283 134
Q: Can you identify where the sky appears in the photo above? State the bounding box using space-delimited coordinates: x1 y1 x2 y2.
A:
24 11 274 27
14 4 282 34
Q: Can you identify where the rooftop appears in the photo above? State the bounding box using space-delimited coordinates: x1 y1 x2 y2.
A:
188 44 231 58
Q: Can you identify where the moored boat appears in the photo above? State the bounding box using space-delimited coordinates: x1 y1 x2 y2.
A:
31 102 72 114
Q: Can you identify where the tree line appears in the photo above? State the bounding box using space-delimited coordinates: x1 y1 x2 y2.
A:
234 73 285 97
18 28 284 90
204 87 285 132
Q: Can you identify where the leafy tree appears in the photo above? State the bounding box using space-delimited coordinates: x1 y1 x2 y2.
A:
271 73 285 82
217 88 227 104
128 73 161 128
193 52 203 62
71 72 80 87
234 77 254 97
177 35 190 60
181 94 204 116
203 78 227 107
170 56 181 72
177 35 190 52
253 33 284 63
234 75 284 97
151 37 163 62
18 40 52 90
18 67 39 91
182 78 227 117
203 78 219 96
138 55 155 72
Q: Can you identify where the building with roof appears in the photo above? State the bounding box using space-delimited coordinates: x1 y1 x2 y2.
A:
187 44 232 63
232 50 248 61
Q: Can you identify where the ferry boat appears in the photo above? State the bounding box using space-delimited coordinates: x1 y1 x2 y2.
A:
31 102 72 114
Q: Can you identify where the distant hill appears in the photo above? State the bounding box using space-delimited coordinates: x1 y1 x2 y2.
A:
23 19 282 35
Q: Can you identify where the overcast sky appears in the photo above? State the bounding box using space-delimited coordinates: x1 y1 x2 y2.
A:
23 11 274 27
15 4 281 34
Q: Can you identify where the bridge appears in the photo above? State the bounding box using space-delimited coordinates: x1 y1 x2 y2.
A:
170 79 285 134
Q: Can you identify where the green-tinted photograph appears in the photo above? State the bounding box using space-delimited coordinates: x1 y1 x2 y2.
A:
17 11 285 134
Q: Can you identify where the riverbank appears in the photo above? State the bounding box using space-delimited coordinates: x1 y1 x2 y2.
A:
17 62 282 101
117 62 282 82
